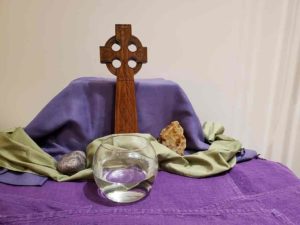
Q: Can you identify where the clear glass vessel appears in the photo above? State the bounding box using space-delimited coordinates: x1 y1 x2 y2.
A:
93 134 158 204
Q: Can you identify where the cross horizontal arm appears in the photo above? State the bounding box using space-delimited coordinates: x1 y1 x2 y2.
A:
100 46 119 63
129 47 147 63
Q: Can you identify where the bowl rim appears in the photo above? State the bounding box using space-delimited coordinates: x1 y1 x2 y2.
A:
98 134 152 152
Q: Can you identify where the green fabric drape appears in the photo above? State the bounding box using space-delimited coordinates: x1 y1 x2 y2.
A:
0 122 241 181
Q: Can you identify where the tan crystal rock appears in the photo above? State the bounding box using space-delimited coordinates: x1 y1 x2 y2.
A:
158 121 187 155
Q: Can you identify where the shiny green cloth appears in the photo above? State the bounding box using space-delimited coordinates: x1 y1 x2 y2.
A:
0 122 241 181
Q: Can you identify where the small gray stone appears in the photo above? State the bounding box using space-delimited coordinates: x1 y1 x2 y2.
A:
57 151 86 175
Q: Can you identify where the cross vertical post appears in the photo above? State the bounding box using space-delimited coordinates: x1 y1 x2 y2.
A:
100 24 147 133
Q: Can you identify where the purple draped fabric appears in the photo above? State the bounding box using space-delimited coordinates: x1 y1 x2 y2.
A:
0 159 299 224
25 77 209 158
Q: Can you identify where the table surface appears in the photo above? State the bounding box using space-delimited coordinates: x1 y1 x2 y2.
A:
0 158 299 225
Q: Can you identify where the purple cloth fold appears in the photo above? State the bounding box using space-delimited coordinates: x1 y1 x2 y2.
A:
0 169 47 186
236 148 258 162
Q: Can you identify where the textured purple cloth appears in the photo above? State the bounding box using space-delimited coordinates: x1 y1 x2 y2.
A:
0 159 299 224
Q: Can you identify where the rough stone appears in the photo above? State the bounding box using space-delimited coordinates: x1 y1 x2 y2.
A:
158 121 187 155
57 151 86 175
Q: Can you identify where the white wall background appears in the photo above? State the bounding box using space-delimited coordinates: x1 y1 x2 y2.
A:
1 0 300 175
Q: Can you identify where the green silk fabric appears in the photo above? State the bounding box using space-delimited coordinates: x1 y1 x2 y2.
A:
0 122 241 181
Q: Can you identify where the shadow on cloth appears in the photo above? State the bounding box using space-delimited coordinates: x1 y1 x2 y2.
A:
83 181 150 207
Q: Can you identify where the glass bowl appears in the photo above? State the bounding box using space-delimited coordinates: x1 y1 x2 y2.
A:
93 134 158 203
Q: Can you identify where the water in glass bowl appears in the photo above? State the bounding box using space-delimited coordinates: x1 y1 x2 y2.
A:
94 156 156 203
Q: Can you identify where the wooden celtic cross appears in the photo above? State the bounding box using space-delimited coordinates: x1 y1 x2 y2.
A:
100 24 147 133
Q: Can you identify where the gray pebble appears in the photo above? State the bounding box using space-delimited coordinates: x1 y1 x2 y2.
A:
57 151 86 175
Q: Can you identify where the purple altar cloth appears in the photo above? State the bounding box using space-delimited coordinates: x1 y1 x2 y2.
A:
0 159 299 224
